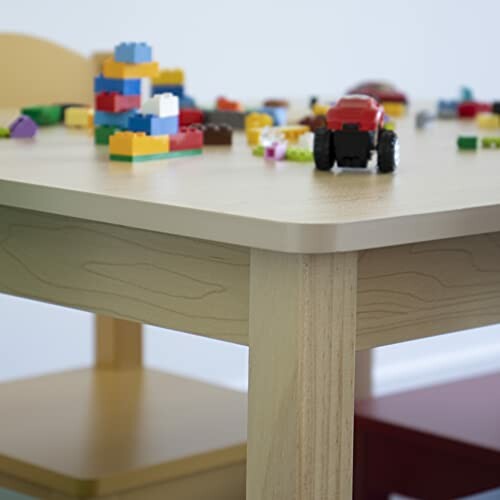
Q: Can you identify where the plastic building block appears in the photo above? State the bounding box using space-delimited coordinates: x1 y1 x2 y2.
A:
94 74 141 95
481 137 500 148
9 115 37 138
128 114 179 135
286 147 314 162
245 112 273 132
299 114 327 132
169 126 203 151
415 110 435 129
458 101 492 119
109 131 169 156
457 135 478 151
263 99 289 108
21 105 62 125
152 84 184 98
179 95 197 109
110 149 201 162
264 142 287 161
153 68 184 86
275 125 310 144
205 110 246 129
191 123 232 145
95 92 141 113
140 93 179 118
94 125 122 145
247 128 262 146
382 101 406 118
114 42 152 64
94 110 137 129
493 102 500 115
252 145 265 157
216 97 243 112
312 103 330 116
476 112 500 130
298 132 314 151
102 58 159 79
0 127 9 138
259 106 287 126
384 121 396 131
179 108 204 126
64 107 93 128
460 86 474 102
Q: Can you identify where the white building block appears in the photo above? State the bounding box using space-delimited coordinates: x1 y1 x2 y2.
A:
140 93 179 117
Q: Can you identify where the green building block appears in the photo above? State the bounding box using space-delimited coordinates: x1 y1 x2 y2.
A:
285 147 314 162
481 136 500 149
110 149 203 163
0 127 10 138
95 125 122 145
252 145 264 157
457 135 478 151
21 105 63 125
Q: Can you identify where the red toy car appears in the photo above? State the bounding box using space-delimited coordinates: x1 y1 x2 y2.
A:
347 81 408 104
314 95 399 173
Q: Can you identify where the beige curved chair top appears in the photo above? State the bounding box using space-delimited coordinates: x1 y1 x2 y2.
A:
0 33 95 107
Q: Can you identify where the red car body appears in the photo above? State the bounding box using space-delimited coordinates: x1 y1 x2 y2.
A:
348 81 408 104
326 95 385 132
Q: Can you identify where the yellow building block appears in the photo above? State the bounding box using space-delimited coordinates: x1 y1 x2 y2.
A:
275 125 310 143
64 107 94 128
246 128 263 146
153 68 185 86
245 112 273 132
382 101 406 118
476 112 500 130
109 132 170 156
102 58 159 79
313 103 330 116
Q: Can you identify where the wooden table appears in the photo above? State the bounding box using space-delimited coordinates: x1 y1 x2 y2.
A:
1 111 500 499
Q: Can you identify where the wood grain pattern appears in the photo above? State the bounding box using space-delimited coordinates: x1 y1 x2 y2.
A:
247 249 357 500
0 368 247 497
357 233 500 349
0 206 249 344
95 316 143 370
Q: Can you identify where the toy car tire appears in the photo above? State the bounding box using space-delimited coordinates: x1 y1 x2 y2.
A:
377 129 399 173
314 127 335 170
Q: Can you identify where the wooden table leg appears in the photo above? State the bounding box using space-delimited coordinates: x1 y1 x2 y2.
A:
247 250 357 500
355 350 373 400
95 315 143 370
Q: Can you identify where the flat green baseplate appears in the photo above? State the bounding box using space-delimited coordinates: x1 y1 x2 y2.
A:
110 149 203 162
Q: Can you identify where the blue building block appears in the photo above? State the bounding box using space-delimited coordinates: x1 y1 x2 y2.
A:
460 86 474 102
259 106 287 126
94 74 141 96
437 99 459 119
94 110 137 128
152 84 184 98
128 114 179 135
179 95 197 109
114 42 153 64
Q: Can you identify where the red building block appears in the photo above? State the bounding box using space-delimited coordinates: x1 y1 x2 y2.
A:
458 101 492 118
216 96 243 112
179 108 204 127
169 126 204 151
95 92 141 113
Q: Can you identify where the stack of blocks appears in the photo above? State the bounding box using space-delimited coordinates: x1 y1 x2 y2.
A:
152 69 196 108
94 43 158 145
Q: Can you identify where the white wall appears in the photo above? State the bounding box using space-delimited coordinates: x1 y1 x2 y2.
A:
2 0 500 395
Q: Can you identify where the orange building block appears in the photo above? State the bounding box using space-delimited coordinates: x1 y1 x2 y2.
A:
216 96 243 112
109 132 170 156
102 58 159 79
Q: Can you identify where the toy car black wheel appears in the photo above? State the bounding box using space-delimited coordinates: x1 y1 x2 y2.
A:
377 129 399 173
314 127 335 171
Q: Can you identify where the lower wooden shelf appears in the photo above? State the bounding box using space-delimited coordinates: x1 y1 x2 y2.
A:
0 368 247 499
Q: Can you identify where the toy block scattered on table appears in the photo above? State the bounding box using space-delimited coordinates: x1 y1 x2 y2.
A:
102 57 159 79
312 103 329 116
94 125 123 145
179 108 204 126
9 115 37 138
152 84 184 98
476 112 500 130
114 42 152 64
205 110 246 129
274 125 310 143
109 131 170 156
95 92 141 113
94 110 137 129
285 147 314 162
129 114 179 135
64 107 93 128
492 102 500 115
437 100 459 119
245 112 273 132
140 93 179 117
216 97 243 112
153 68 185 86
259 106 287 126
94 74 141 95
299 114 327 132
21 105 63 125
191 124 232 146
247 128 263 146
264 141 287 160
482 137 500 148
0 127 9 138
415 110 435 129
169 126 204 151
382 101 406 118
458 101 492 119
179 95 196 109
457 135 478 151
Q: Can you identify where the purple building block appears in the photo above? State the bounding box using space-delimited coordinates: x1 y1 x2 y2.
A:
264 141 287 161
9 115 38 138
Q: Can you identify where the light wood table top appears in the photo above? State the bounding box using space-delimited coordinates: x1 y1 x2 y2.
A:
0 110 499 252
